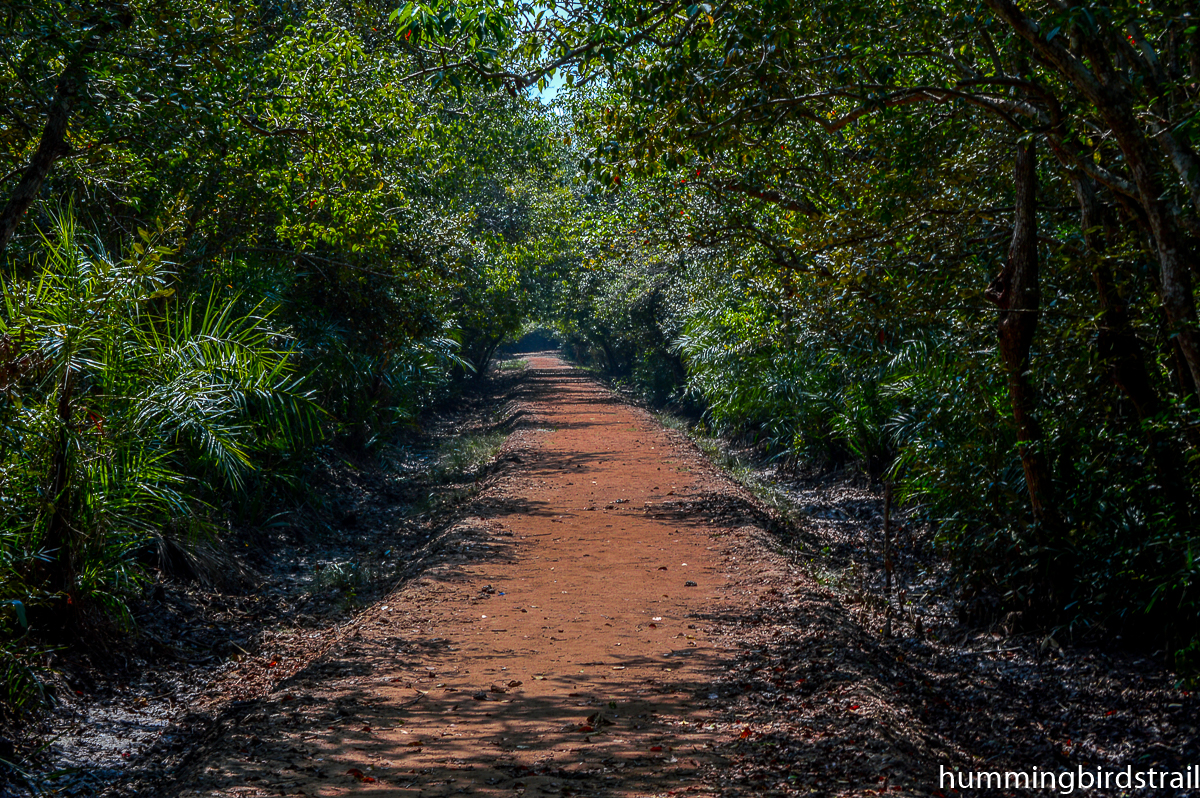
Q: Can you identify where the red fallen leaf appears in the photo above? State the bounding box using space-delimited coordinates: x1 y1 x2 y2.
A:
657 566 668 571
739 727 752 739
1106 710 1116 715
346 768 376 783
578 724 595 733
848 704 860 710
649 745 664 752
267 659 278 668
795 678 806 684
648 623 657 628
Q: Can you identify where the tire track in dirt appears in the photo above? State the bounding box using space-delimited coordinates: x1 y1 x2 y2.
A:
161 353 776 797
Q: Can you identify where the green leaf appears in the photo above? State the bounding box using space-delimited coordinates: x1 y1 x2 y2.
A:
7 600 27 629
391 2 414 25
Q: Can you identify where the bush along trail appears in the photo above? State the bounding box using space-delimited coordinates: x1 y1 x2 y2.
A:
85 354 1190 798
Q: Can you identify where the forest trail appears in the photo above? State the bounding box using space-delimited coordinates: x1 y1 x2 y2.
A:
167 354 777 797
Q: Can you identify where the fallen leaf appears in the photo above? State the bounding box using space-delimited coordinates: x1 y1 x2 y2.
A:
739 727 752 739
346 768 376 783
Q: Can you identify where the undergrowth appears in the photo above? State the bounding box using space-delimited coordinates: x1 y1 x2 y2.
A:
0 210 317 735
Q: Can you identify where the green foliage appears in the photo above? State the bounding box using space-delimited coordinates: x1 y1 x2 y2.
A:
435 430 508 480
0 208 315 617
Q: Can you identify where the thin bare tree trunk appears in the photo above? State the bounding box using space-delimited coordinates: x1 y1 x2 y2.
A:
0 61 85 255
986 138 1054 530
0 9 132 257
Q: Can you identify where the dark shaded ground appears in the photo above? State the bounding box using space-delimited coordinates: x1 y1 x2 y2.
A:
681 452 1198 796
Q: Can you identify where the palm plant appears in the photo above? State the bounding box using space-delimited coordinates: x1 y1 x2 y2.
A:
0 207 318 631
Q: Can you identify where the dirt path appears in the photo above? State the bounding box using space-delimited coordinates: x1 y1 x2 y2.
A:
165 354 772 797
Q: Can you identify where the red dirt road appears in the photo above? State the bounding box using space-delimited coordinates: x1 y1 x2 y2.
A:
172 354 771 797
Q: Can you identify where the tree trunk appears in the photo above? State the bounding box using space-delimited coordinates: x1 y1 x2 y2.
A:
1071 174 1193 525
1070 175 1162 419
1100 107 1200 398
0 60 85 256
42 366 77 599
986 138 1055 531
